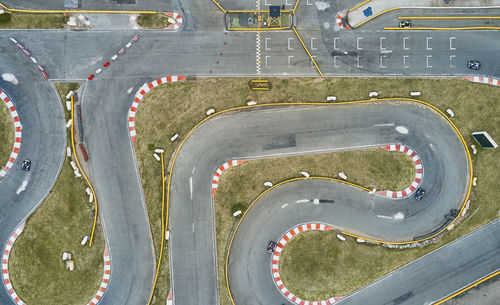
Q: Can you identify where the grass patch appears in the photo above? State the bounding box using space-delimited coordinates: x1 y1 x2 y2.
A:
8 82 104 305
0 12 68 29
0 95 14 172
137 13 171 29
133 78 499 305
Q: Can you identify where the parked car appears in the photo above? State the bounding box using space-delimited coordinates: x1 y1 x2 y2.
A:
267 241 277 254
22 159 31 171
414 188 425 200
467 60 480 70
399 20 411 28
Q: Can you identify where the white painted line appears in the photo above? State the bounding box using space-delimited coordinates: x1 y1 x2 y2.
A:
288 55 294 68
380 55 386 68
449 37 456 50
265 37 271 50
426 37 432 50
310 55 316 68
192 223 195 232
356 37 363 50
427 55 432 68
377 214 393 220
379 37 386 50
334 56 339 68
281 203 288 208
265 0 269 5
307 0 312 5
296 199 309 203
403 55 409 68
241 144 379 159
357 56 362 68
189 176 193 200
311 37 317 50
192 166 196 174
265 55 270 68
403 37 409 50
450 55 456 68
374 123 395 127
287 37 294 51
333 37 339 50
286 0 291 5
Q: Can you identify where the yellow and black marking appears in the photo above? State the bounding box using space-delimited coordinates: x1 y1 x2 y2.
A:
249 79 272 90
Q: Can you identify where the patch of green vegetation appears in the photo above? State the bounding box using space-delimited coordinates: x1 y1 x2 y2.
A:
0 94 14 172
137 13 171 29
0 12 68 29
8 82 104 305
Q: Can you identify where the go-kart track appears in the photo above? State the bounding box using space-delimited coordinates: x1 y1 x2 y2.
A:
0 0 500 304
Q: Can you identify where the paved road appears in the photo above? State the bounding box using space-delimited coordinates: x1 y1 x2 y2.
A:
0 48 66 305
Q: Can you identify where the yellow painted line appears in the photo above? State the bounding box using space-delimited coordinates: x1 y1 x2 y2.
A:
398 16 500 20
251 88 270 91
70 95 98 247
293 0 300 15
385 26 500 30
211 0 227 13
0 2 156 13
147 151 167 305
292 26 324 78
228 26 290 31
228 10 291 13
251 79 268 83
434 269 500 304
354 7 401 28
349 0 371 12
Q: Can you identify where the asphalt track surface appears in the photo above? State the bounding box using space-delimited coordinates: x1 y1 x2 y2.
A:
0 1 499 305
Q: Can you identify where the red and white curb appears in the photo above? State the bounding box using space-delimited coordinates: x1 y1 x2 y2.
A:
335 11 350 29
272 223 344 305
2 222 26 305
167 288 173 305
128 76 187 146
377 144 423 199
211 160 246 197
165 12 183 30
87 247 111 305
463 76 500 87
0 89 22 178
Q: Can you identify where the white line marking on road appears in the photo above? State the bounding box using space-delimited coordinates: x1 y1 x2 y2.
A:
288 55 294 68
16 178 29 194
265 37 271 50
127 87 134 94
357 55 362 68
403 37 409 50
450 55 456 68
311 37 317 50
449 37 456 50
192 223 195 232
426 37 432 50
333 37 339 50
429 143 435 151
192 166 196 174
265 55 270 68
380 49 392 54
286 0 291 5
311 55 317 67
334 55 339 68
281 203 289 208
265 0 269 5
357 37 363 50
395 125 409 134
374 123 395 127
288 37 294 51
240 144 379 159
296 199 309 203
307 0 313 4
189 176 193 200
427 55 433 68
403 55 409 68
379 37 386 50
380 55 386 68
377 214 393 220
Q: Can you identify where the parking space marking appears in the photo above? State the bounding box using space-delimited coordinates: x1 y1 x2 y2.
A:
265 0 270 5
426 37 432 50
380 55 386 68
265 37 271 51
357 37 363 50
334 37 339 50
450 37 456 50
427 55 433 68
288 37 294 51
403 55 410 68
311 55 317 68
286 0 291 5
450 55 456 68
311 37 317 50
380 37 386 50
403 37 409 50
334 56 340 68
357 55 362 68
307 0 313 5
265 55 270 68
288 55 294 68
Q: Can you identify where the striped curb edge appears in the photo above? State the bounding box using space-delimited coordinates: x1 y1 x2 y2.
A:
335 11 351 29
463 76 500 86
87 247 111 305
128 76 187 146
0 89 22 179
2 223 26 305
377 144 423 199
165 12 183 30
211 160 246 198
166 288 173 305
272 223 344 305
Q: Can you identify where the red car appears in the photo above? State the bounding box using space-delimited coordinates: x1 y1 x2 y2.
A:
42 71 48 79
103 62 110 67
88 74 94 80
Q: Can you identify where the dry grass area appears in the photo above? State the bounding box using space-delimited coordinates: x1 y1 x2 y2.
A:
0 96 14 171
133 78 499 305
137 13 171 29
0 12 68 29
8 83 105 305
